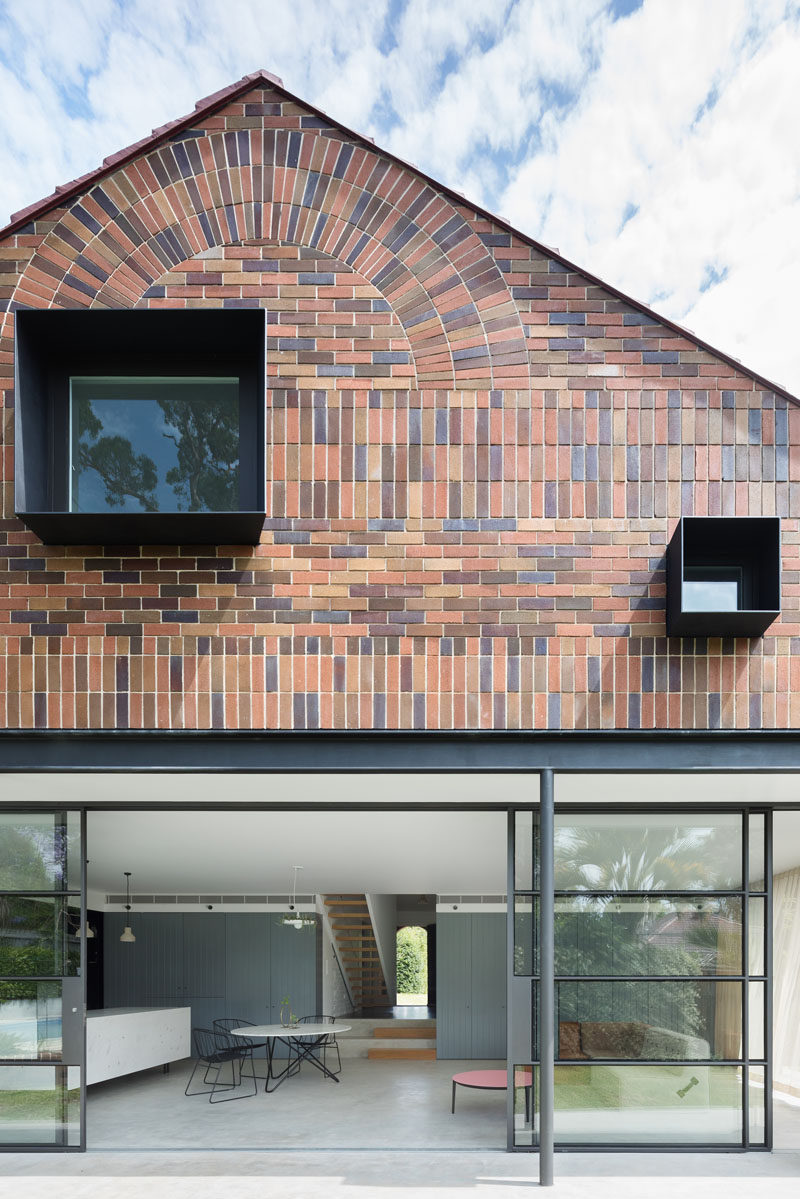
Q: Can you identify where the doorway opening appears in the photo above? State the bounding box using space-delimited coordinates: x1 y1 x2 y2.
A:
396 923 428 1007
80 802 508 1152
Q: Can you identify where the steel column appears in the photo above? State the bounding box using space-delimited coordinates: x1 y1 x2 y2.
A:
539 769 554 1186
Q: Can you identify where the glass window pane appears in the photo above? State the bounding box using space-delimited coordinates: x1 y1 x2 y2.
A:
71 377 240 514
748 814 765 889
554 1064 743 1145
554 812 742 890
748 1066 766 1145
683 571 742 612
748 896 765 976
555 895 742 976
0 897 81 977
557 981 742 1061
0 1065 80 1145
748 982 765 1060
0 813 79 892
513 1064 538 1148
514 811 538 891
0 982 62 1060
514 897 538 976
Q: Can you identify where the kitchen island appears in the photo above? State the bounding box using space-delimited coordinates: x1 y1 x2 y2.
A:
87 1007 191 1085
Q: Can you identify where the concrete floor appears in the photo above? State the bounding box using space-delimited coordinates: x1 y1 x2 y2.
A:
2 1148 800 1199
2 1060 799 1198
83 1057 800 1154
775 1092 800 1150
88 1056 508 1150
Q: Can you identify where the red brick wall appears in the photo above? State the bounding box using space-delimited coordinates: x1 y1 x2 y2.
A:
0 82 798 730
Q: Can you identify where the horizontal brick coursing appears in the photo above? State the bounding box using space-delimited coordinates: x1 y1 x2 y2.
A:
0 83 798 730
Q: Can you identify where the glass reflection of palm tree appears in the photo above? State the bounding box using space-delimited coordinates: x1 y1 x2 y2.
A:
555 822 739 892
554 821 742 1052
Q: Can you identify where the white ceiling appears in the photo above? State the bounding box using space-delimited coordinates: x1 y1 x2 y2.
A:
87 809 508 897
555 773 800 807
6 768 800 896
3 772 537 808
86 802 800 899
6 769 800 810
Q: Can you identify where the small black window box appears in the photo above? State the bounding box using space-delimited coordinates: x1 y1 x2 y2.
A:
667 516 781 636
14 309 266 545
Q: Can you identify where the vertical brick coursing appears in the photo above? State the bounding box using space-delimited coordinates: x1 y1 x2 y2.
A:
0 83 798 730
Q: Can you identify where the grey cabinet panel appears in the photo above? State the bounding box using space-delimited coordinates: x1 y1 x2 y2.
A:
103 913 148 1007
138 913 183 1000
471 914 506 1058
436 914 472 1058
269 918 317 1023
225 915 270 1025
101 912 319 1064
183 914 226 997
185 996 225 1035
436 914 507 1060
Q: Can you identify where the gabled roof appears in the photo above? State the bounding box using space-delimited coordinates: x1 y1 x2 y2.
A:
3 69 797 406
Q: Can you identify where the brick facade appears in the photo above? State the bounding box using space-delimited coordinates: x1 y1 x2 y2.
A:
1 76 799 730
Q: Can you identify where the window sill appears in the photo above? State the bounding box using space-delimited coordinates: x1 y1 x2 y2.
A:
667 608 780 637
17 511 266 546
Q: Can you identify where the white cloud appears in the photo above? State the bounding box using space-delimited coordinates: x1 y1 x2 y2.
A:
1 0 800 392
500 0 800 391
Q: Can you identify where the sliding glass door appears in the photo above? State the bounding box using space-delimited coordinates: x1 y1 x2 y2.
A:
552 808 770 1148
508 800 771 1154
0 810 85 1149
508 806 542 1151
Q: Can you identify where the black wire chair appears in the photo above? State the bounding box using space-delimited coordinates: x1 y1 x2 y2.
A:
294 1014 341 1077
213 1016 263 1078
184 1026 257 1102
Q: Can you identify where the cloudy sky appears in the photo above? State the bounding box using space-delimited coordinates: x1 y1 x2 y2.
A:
1 0 799 393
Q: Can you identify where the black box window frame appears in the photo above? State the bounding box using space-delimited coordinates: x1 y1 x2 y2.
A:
14 309 266 545
667 516 781 637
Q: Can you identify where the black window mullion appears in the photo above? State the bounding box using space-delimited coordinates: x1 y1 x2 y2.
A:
765 808 774 1150
742 810 750 1148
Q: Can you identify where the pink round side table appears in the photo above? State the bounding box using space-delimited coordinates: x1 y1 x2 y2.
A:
451 1067 533 1114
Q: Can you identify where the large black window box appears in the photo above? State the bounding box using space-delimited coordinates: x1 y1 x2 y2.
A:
667 516 781 636
14 309 266 545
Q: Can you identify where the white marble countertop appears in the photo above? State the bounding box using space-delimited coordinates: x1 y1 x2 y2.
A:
88 1007 190 1018
86 1006 192 1084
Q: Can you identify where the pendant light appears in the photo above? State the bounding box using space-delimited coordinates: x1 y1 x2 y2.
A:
279 865 315 930
120 871 136 943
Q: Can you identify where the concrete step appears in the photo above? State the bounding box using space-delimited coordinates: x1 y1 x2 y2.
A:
367 1047 436 1060
338 1036 437 1059
373 1025 436 1039
335 1017 436 1057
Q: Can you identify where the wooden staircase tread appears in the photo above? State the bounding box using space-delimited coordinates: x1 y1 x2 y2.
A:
323 891 388 1015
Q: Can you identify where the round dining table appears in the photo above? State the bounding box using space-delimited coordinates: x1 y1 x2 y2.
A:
231 1023 351 1092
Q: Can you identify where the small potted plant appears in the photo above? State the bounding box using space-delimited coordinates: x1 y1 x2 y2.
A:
280 995 299 1027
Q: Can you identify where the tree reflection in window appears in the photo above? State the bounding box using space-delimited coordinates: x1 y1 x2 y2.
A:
71 378 239 513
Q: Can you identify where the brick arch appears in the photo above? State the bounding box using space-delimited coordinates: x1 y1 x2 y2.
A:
14 129 529 390
141 239 418 390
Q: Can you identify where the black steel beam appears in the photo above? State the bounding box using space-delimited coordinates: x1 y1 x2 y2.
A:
4 728 800 773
